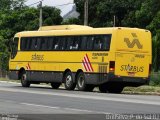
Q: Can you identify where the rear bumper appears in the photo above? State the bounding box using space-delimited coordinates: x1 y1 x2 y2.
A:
85 72 150 86
108 76 150 86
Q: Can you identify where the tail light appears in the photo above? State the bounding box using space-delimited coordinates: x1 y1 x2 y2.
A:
109 61 115 72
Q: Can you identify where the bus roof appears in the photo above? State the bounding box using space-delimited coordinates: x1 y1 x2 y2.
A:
14 25 150 38
38 25 93 31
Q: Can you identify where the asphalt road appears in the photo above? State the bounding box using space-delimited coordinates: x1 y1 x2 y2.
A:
0 81 160 120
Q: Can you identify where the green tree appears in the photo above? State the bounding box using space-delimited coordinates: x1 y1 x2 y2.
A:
0 1 63 71
42 6 63 26
62 18 80 25
0 6 63 39
0 0 25 11
0 0 12 10
0 36 9 71
147 11 160 35
152 30 160 71
74 0 145 27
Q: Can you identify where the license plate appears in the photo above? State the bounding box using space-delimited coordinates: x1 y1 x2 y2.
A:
128 72 135 77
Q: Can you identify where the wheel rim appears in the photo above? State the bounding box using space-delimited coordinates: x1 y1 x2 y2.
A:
21 74 26 83
66 75 72 87
22 76 25 81
78 76 84 88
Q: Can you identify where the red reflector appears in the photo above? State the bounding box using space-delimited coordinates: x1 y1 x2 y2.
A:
109 68 115 71
109 61 115 72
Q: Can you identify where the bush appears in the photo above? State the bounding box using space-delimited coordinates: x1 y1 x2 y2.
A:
150 72 160 86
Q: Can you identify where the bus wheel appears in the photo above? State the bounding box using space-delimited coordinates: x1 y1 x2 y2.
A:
51 82 61 89
64 72 76 90
107 84 124 94
21 72 30 87
99 83 124 94
77 72 93 91
86 85 95 92
99 84 108 93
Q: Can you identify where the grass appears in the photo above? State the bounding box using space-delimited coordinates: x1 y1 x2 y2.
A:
0 77 20 83
123 86 160 95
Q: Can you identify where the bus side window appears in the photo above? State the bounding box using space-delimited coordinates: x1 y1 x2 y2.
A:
53 37 60 50
48 37 53 50
20 37 27 50
93 35 103 50
87 36 94 50
81 36 87 50
103 35 111 51
77 36 82 50
26 38 32 50
36 37 41 50
40 37 47 50
34 38 38 50
65 36 71 50
11 37 19 59
25 38 29 50
59 37 66 50
45 37 51 50
31 37 38 50
69 36 79 50
72 36 80 50
44 37 48 50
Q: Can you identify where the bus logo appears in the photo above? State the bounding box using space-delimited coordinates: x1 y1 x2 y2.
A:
124 33 143 49
82 54 94 72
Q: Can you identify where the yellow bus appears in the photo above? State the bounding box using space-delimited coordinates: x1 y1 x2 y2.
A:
9 25 152 93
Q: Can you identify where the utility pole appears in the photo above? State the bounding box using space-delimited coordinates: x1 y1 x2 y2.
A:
39 1 42 27
84 0 88 26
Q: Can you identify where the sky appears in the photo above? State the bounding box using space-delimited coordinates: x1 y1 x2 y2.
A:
25 0 74 16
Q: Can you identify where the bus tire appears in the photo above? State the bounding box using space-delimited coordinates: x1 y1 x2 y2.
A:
77 72 93 91
99 84 108 93
85 85 95 92
99 83 124 94
64 72 76 90
107 84 124 94
51 82 61 89
21 72 30 87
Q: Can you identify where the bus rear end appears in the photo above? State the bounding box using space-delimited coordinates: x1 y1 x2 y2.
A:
113 28 152 86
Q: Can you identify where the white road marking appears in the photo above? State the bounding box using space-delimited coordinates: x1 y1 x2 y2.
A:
20 102 108 114
21 103 60 109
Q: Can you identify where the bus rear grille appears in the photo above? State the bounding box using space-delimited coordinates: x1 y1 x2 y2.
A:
99 65 107 73
98 65 107 82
